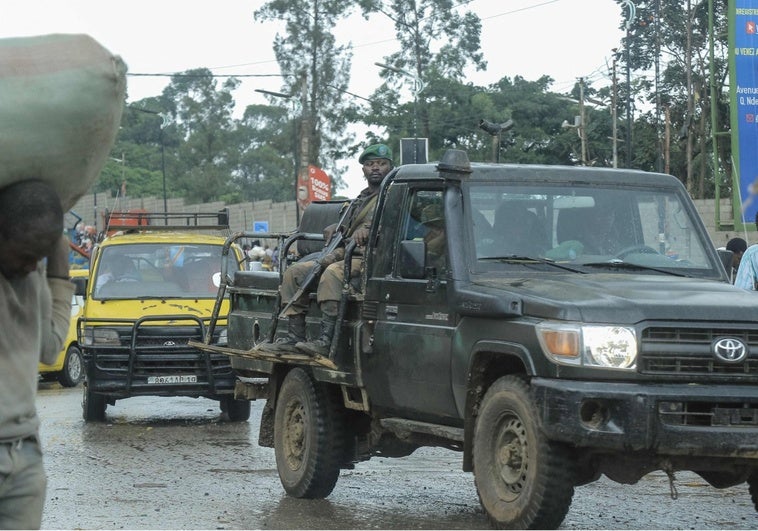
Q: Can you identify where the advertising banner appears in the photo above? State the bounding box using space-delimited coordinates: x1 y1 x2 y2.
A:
732 0 758 226
297 165 332 210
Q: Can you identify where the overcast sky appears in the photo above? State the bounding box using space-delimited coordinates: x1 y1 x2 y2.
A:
0 0 625 196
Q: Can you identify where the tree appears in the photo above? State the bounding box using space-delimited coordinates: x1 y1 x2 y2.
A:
233 103 299 203
159 68 240 203
255 0 358 190
100 98 173 201
613 0 730 198
359 0 486 150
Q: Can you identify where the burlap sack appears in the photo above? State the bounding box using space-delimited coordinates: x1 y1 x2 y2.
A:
0 34 127 210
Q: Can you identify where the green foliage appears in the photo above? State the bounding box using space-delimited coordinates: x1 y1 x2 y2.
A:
102 1 731 204
612 0 730 196
255 0 358 188
360 0 486 144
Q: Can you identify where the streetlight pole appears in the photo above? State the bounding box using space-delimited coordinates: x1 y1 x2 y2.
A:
375 62 425 163
479 119 514 163
130 106 169 216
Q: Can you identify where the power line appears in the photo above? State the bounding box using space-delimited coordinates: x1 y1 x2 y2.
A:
128 72 287 78
129 0 567 80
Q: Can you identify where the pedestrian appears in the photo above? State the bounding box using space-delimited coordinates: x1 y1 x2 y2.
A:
0 179 73 529
257 143 394 357
725 237 747 283
734 213 758 291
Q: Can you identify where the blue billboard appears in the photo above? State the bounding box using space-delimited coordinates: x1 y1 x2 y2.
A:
732 0 758 227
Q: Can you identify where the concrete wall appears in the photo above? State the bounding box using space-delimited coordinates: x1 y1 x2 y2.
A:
69 193 301 240
692 198 754 249
69 193 751 249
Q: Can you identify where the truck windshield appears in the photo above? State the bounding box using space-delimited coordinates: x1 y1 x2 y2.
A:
467 182 719 278
92 243 237 300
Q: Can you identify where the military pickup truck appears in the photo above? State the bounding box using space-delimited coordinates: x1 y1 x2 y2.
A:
194 150 758 529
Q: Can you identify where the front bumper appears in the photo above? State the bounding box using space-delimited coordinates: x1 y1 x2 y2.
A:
533 378 758 458
83 348 237 399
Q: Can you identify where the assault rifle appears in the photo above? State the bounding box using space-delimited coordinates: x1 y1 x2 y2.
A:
277 199 355 319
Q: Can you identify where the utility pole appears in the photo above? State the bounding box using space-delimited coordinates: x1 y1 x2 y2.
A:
297 74 309 225
622 1 636 167
578 78 588 165
611 53 619 168
130 106 169 218
654 0 663 172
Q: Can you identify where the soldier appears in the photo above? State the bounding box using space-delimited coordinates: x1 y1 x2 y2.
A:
258 143 394 357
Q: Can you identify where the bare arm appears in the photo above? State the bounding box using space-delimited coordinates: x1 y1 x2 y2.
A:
40 236 74 364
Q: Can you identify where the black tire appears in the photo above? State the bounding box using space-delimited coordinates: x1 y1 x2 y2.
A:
274 367 343 498
473 375 574 530
220 396 251 422
748 472 758 512
58 345 84 388
82 383 107 422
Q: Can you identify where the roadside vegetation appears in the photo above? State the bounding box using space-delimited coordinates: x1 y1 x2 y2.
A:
101 0 729 203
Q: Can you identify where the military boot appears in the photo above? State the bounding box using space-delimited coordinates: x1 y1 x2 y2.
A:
296 314 337 357
256 313 306 354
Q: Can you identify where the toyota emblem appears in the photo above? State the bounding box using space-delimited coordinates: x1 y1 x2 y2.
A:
712 337 748 363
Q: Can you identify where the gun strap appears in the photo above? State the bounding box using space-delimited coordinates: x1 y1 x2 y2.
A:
345 193 378 236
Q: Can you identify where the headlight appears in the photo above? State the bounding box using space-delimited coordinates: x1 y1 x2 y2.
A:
536 322 637 370
81 327 120 346
217 327 228 347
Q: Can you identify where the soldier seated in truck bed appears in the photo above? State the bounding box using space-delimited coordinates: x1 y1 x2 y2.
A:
257 143 394 357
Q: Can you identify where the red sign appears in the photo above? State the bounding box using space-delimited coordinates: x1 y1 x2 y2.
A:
297 165 331 209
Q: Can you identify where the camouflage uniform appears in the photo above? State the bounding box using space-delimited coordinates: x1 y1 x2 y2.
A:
280 187 378 316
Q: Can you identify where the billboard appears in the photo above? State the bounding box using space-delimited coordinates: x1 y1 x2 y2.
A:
297 164 331 211
731 0 758 227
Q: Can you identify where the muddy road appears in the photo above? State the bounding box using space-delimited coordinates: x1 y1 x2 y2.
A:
37 382 756 530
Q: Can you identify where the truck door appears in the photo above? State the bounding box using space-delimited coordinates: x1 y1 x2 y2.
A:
363 187 458 422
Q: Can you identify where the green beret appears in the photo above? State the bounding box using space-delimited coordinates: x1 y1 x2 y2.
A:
359 143 393 164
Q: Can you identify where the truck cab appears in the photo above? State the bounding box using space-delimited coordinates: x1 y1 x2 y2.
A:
78 210 250 422
196 150 758 529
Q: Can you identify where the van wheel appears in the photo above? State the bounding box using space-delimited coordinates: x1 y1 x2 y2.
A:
748 473 758 511
220 396 251 422
274 367 343 498
473 375 574 529
58 345 84 387
82 383 107 422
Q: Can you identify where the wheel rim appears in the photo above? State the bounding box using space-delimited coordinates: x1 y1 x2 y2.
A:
282 399 307 471
494 414 529 498
68 350 83 382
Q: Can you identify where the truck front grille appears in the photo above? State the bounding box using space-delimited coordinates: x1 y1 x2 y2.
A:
640 326 758 380
86 324 232 377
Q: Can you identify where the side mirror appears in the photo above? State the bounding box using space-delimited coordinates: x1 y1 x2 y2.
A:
72 276 88 297
398 240 426 279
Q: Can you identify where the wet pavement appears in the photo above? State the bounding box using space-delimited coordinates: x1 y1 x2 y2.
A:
37 382 757 529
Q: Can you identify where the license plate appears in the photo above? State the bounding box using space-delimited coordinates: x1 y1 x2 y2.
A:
147 375 197 384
